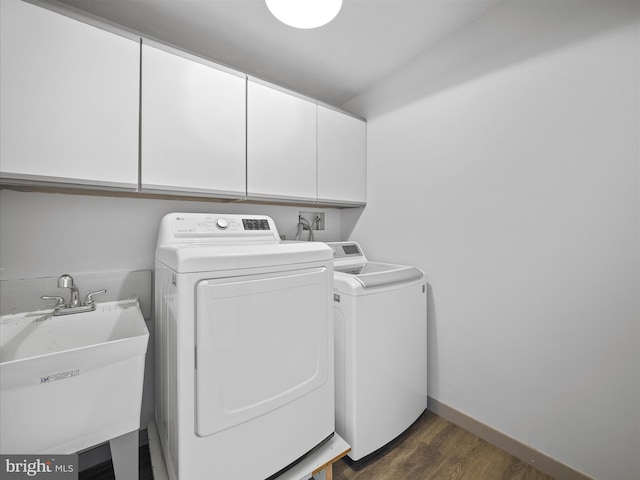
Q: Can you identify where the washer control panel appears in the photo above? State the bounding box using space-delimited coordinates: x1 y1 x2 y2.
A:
329 242 363 259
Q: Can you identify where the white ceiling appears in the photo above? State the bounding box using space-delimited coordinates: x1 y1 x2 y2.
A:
44 0 506 107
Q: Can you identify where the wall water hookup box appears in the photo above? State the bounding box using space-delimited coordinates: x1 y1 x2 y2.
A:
299 211 325 230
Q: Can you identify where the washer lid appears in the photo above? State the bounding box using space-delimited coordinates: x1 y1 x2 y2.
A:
335 262 424 290
328 241 424 290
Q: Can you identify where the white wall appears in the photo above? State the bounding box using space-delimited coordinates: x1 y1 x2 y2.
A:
344 1 639 479
0 190 345 281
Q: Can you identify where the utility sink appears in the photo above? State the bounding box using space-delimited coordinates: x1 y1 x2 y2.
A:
0 299 149 454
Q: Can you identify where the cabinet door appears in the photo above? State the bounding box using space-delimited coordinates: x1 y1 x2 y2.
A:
317 106 367 205
0 0 139 188
141 44 246 197
247 81 317 202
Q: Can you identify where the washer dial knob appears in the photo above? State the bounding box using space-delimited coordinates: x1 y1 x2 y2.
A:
216 218 229 230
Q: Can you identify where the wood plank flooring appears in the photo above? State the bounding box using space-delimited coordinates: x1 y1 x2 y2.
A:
79 446 153 480
333 411 554 480
80 411 553 480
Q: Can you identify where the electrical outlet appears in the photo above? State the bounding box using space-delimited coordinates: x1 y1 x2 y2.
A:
299 211 325 230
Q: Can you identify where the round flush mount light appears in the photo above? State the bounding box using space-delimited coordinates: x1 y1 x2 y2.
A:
266 0 343 29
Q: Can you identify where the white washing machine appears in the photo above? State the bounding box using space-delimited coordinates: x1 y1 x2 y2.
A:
328 241 427 461
155 213 334 480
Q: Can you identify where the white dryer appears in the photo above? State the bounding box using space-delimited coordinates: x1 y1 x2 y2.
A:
328 241 427 461
155 213 334 480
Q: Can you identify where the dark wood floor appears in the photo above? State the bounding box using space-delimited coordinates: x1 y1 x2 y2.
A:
79 445 153 480
333 411 553 480
80 411 553 480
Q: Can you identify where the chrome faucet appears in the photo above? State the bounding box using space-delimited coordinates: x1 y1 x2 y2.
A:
42 274 106 315
58 274 80 307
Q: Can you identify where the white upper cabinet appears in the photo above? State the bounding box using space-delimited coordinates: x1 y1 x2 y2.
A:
0 0 139 189
247 81 317 202
317 106 366 205
141 43 246 197
0 1 366 206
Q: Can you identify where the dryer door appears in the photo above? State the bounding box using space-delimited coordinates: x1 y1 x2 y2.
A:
194 266 330 437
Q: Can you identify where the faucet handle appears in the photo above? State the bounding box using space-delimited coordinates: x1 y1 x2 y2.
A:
85 289 107 305
42 295 65 308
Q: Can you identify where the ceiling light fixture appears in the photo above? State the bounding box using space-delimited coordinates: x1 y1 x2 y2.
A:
266 0 343 29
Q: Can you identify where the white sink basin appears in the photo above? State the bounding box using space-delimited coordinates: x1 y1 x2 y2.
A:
0 299 149 454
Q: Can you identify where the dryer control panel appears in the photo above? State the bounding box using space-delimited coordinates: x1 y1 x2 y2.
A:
157 213 280 244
